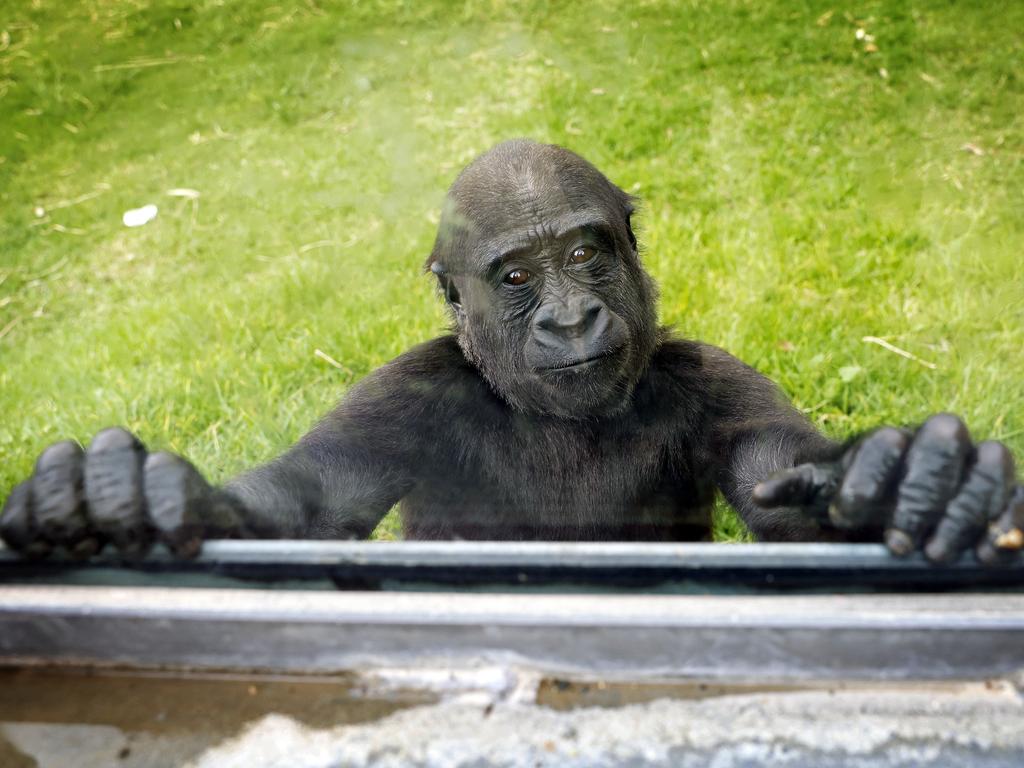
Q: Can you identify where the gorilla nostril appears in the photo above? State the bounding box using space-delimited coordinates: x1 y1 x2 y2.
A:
581 303 602 329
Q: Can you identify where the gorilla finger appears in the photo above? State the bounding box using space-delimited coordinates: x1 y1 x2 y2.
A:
830 427 909 530
30 440 101 558
144 452 212 558
752 463 839 513
84 427 153 558
924 441 1014 564
976 486 1024 567
885 414 972 557
0 481 52 558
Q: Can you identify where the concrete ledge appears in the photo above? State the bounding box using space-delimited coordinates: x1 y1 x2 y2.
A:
3 586 1024 679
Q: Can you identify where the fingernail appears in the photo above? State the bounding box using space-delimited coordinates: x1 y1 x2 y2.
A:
885 528 914 556
923 538 954 564
994 527 1024 550
976 540 1014 567
68 536 102 560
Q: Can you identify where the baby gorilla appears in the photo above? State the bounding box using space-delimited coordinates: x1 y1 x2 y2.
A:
2 139 1022 563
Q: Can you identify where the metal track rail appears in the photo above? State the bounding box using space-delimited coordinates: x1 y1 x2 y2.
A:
1 541 1022 592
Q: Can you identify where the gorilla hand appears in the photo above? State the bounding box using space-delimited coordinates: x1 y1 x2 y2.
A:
1 427 246 559
752 414 1023 565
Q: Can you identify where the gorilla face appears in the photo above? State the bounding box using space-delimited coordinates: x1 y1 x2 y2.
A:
426 139 659 419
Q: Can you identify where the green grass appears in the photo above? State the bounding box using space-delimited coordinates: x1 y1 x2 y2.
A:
1 0 1021 541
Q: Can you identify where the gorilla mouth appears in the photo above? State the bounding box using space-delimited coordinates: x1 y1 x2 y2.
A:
539 348 621 372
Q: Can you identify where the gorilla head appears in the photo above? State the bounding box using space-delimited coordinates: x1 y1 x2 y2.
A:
426 139 659 420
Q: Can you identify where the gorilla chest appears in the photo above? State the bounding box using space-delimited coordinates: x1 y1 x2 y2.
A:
405 413 713 540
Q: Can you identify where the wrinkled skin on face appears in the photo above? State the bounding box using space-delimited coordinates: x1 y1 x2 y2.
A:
426 140 659 419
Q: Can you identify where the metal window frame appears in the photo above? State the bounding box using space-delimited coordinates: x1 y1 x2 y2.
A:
2 541 1024 680
2 540 1023 592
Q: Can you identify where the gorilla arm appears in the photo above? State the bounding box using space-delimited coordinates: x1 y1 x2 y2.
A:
223 375 418 543
0 341 459 558
697 344 844 542
222 340 474 541
753 413 1024 565
699 344 1024 562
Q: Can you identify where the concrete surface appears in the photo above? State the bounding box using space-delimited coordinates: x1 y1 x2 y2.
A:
177 685 1024 768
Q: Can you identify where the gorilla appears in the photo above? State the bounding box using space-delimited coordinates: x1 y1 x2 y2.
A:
2 139 1022 564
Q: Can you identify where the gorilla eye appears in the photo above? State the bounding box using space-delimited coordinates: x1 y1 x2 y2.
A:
503 268 532 286
570 246 597 264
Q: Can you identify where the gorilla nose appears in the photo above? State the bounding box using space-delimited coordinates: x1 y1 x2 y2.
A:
533 297 609 343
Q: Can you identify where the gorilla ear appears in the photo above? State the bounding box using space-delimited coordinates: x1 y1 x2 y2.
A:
429 261 465 321
625 213 638 253
618 191 638 254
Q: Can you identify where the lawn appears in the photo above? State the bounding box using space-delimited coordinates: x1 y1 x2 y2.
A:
1 0 1021 541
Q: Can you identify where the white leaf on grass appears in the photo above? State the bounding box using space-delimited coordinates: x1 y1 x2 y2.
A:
122 204 158 227
838 365 863 383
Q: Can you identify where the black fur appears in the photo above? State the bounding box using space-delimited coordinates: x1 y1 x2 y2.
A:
18 139 1016 558
224 140 839 542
